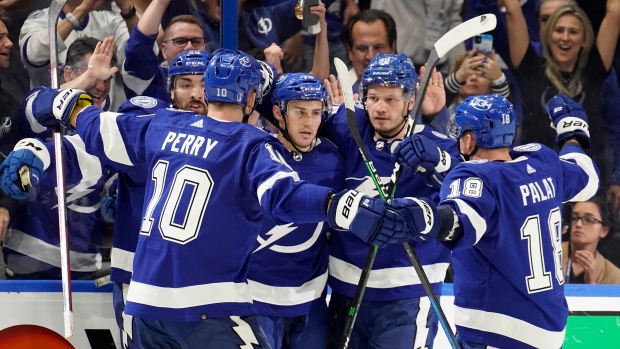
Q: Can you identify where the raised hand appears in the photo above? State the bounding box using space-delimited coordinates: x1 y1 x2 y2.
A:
574 249 598 284
85 36 119 84
390 197 442 242
419 65 446 116
0 138 50 200
392 134 448 177
546 94 590 151
263 43 284 76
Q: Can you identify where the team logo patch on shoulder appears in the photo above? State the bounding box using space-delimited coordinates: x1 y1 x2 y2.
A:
431 130 448 139
354 100 364 109
28 10 44 19
130 96 158 108
513 144 541 152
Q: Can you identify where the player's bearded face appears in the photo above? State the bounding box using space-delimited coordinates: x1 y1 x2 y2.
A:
284 100 323 151
366 85 411 139
171 75 208 115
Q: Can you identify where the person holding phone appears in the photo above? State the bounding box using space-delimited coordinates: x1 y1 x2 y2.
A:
443 48 511 127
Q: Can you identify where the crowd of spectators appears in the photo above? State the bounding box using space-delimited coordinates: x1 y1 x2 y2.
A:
0 0 619 286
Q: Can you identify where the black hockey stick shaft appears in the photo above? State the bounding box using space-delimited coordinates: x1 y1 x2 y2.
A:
49 0 73 340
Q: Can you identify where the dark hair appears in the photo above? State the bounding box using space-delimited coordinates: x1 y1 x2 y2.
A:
344 9 397 50
0 8 9 26
165 15 204 35
65 37 118 74
575 189 617 241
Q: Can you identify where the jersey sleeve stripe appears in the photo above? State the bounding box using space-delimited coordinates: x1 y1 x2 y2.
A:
453 305 566 349
452 198 487 245
99 112 134 166
24 90 48 134
257 171 300 205
65 135 103 182
560 152 599 202
329 256 449 288
111 247 135 274
126 280 253 308
248 271 328 306
121 66 156 96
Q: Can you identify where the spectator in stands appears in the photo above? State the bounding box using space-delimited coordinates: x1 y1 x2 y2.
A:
371 0 465 76
343 9 396 94
19 0 137 111
563 191 620 284
62 36 118 110
122 0 204 102
0 10 20 280
504 0 620 187
2 33 115 280
444 49 511 113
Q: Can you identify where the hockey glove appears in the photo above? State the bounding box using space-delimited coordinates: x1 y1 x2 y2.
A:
546 94 590 152
27 87 93 129
0 138 50 200
390 197 441 242
102 178 118 220
327 190 406 247
392 134 453 178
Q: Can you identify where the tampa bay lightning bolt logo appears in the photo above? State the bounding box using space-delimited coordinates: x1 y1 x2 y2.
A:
257 17 272 35
0 116 12 137
239 56 252 67
254 222 324 253
469 96 493 111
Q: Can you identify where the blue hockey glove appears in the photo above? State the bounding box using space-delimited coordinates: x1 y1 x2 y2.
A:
27 87 93 128
327 190 407 247
390 197 441 242
0 138 50 200
392 134 454 178
546 94 590 152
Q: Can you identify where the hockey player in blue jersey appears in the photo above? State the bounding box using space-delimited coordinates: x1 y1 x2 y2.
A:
19 49 417 349
322 53 460 348
248 73 345 349
387 94 599 348
0 49 211 349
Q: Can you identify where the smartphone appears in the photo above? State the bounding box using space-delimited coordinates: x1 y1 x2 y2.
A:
302 0 319 28
473 34 493 57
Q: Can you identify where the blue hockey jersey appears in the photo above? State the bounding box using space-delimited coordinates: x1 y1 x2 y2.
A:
121 26 169 103
322 103 458 301
248 137 345 317
72 106 334 321
438 143 599 349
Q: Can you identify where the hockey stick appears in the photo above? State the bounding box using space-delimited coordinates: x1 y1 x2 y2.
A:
332 14 497 349
334 58 458 349
49 0 73 340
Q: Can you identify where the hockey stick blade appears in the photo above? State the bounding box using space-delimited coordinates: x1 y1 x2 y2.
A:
386 13 497 201
49 0 74 340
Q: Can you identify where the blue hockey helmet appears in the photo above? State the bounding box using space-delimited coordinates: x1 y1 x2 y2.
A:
272 73 329 114
167 50 212 91
450 94 516 148
204 49 262 105
360 53 418 99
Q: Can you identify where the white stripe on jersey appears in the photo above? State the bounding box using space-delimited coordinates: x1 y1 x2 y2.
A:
248 270 328 306
452 198 487 245
453 305 566 349
559 152 599 202
329 256 449 288
4 229 102 272
99 112 134 166
127 280 253 308
257 171 300 206
413 297 432 349
111 247 135 274
65 134 103 183
121 65 156 96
